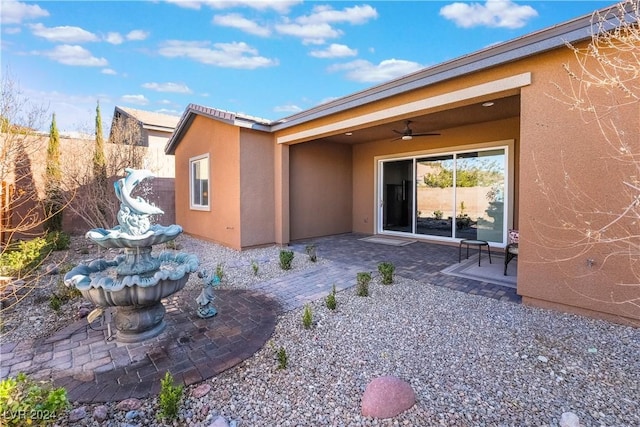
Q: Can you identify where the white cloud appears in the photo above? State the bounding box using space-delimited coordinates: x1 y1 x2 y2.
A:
273 104 302 113
213 13 271 37
156 108 183 116
329 59 423 83
4 27 22 35
121 94 149 106
275 22 341 45
42 45 108 66
440 0 538 29
1 0 49 24
101 68 117 75
310 43 357 59
142 82 193 94
126 30 149 41
29 23 99 43
167 0 301 14
158 40 278 69
276 4 377 44
297 4 378 25
105 32 124 45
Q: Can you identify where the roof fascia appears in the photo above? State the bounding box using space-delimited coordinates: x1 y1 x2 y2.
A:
165 104 271 154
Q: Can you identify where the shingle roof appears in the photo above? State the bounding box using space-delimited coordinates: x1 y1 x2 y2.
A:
116 106 181 131
164 103 271 154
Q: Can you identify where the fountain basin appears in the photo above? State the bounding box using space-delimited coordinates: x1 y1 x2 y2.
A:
64 251 199 342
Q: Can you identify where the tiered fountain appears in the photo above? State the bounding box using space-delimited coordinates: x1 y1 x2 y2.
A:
64 168 199 343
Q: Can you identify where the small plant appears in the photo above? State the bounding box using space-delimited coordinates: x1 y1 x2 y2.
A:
0 237 52 278
49 295 62 311
325 285 337 310
251 260 259 276
79 246 90 255
302 304 313 329
45 231 70 251
157 371 183 420
215 263 225 282
305 244 317 262
276 346 288 369
279 250 294 270
0 372 69 426
433 209 443 220
356 272 371 297
378 262 395 285
164 239 179 250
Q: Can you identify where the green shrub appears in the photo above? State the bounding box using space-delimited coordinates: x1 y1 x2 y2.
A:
0 372 69 426
305 245 317 262
0 237 52 278
378 262 395 285
251 260 259 276
356 272 371 297
325 285 337 310
45 231 70 251
215 263 225 282
302 304 313 329
279 250 294 270
49 295 62 311
276 346 288 370
157 371 183 420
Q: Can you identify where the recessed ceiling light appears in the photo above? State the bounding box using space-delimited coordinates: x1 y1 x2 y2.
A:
345 132 353 136
482 102 495 107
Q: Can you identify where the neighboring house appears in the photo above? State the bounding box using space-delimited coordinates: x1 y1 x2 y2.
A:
165 4 639 324
108 107 180 226
111 106 180 179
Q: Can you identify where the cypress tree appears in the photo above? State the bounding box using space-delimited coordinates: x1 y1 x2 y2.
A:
93 100 107 180
43 113 63 232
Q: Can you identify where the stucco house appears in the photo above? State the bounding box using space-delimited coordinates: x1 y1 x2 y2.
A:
165 2 639 325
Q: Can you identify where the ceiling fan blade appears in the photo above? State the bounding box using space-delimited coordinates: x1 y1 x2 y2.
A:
413 132 440 136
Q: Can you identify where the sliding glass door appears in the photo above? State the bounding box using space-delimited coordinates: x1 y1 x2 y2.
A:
381 160 413 233
379 147 507 244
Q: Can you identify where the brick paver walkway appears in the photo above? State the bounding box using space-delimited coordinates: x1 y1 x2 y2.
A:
0 288 279 403
0 233 519 404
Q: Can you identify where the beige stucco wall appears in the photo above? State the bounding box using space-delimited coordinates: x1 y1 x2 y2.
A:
517 46 640 323
239 129 275 247
145 130 175 178
289 140 352 240
174 115 242 249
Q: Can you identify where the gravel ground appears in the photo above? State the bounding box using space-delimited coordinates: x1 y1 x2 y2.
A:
2 234 639 426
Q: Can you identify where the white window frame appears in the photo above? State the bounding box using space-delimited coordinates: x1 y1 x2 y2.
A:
189 154 210 211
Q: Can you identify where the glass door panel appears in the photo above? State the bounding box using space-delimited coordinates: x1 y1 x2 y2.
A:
416 155 454 237
382 160 413 233
454 149 505 242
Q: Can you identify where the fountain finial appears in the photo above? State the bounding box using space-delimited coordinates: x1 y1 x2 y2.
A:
114 168 163 235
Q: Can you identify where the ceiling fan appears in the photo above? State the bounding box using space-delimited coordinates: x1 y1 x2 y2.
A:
392 120 440 141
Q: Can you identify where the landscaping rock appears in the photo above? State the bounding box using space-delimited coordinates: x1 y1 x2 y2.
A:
93 405 108 422
116 398 142 411
560 411 581 427
68 406 86 422
193 383 212 398
361 375 416 419
209 415 230 427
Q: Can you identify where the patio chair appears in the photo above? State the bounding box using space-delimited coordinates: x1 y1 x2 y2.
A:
504 229 519 275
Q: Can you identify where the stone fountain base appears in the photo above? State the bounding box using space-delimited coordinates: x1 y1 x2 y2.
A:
113 302 167 343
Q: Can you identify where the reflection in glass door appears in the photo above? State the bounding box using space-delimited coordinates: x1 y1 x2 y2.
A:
382 160 413 233
416 155 454 238
455 149 505 242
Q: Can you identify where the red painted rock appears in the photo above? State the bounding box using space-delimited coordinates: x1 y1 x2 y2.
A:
361 375 416 419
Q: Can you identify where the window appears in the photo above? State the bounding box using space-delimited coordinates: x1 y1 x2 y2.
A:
190 154 209 210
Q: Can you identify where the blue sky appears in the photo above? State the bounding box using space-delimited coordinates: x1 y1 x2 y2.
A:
1 0 617 134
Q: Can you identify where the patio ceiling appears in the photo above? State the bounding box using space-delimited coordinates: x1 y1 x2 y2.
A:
313 94 520 145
